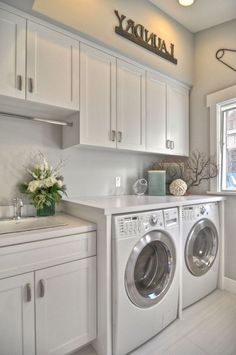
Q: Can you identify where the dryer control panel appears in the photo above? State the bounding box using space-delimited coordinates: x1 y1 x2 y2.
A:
182 203 218 221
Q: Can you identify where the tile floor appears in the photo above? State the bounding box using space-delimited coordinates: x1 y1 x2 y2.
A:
75 290 236 355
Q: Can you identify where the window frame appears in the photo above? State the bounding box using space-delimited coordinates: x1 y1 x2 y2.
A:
220 104 236 193
207 85 236 195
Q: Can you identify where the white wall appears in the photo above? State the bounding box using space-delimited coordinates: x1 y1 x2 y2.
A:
0 115 158 204
190 19 236 280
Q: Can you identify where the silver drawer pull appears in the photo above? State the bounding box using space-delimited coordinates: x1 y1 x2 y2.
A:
170 141 175 150
166 140 171 149
118 131 122 143
17 75 23 91
111 130 116 142
39 279 45 298
25 283 32 302
28 78 34 93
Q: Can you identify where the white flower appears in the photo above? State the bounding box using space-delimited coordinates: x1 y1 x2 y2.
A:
44 177 57 188
57 180 63 188
27 180 41 193
27 168 38 180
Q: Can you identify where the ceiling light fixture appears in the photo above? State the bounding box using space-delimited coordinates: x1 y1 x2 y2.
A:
178 0 195 6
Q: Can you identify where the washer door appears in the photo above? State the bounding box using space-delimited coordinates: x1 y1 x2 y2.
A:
185 219 218 277
125 230 176 308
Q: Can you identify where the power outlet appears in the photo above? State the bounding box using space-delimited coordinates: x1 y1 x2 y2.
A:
115 176 121 188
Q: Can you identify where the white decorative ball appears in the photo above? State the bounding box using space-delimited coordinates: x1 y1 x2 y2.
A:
169 179 187 196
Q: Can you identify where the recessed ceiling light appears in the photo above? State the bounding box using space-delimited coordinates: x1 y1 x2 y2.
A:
178 0 195 6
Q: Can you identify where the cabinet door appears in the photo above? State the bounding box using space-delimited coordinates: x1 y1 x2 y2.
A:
117 59 145 151
35 257 96 355
80 43 116 147
0 273 35 355
167 84 189 156
0 8 26 99
27 20 79 109
146 72 168 153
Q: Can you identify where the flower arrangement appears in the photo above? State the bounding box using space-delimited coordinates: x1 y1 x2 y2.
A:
19 153 67 215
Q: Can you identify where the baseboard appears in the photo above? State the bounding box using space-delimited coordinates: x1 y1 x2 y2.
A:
224 277 236 294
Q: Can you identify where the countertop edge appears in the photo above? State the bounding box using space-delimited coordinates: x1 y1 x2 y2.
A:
64 195 226 216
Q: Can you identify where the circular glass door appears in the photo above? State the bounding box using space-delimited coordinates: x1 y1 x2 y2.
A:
125 230 176 308
185 219 218 277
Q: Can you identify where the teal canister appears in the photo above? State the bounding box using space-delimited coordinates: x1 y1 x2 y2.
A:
148 170 166 196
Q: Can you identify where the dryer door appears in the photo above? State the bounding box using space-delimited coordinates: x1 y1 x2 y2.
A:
185 219 218 277
125 230 176 308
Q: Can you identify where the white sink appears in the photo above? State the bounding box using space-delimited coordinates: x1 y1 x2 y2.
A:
0 217 66 235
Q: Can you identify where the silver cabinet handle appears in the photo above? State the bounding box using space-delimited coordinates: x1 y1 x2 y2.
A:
17 75 23 91
170 141 175 150
111 130 116 142
39 279 45 298
25 283 32 302
28 78 33 93
118 131 122 143
166 140 171 149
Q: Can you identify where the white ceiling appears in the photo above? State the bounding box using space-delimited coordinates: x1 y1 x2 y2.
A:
148 0 236 33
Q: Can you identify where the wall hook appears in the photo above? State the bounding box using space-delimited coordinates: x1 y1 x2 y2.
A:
216 48 236 72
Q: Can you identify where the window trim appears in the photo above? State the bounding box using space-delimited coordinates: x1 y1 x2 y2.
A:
207 85 236 195
220 105 236 192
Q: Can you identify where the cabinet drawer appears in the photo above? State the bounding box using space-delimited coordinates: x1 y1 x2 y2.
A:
0 232 96 279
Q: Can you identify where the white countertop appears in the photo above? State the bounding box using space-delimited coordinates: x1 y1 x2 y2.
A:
64 194 225 215
0 213 96 247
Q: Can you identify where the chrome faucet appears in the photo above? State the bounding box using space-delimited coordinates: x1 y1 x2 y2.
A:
13 198 24 220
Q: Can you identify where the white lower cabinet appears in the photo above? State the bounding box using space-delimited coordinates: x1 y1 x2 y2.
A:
0 273 35 355
0 257 96 355
36 257 96 355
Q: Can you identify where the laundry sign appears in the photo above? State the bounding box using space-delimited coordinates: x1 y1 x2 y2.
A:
114 10 177 65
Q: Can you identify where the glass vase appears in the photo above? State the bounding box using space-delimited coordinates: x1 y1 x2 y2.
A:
36 201 55 217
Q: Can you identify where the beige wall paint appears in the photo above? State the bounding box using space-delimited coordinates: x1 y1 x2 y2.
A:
33 0 194 85
190 19 236 280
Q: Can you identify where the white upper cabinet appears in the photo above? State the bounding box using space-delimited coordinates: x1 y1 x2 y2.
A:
27 21 79 109
146 71 189 156
0 273 35 355
0 9 26 99
117 59 146 151
80 43 116 147
35 257 96 355
146 72 168 154
167 83 189 156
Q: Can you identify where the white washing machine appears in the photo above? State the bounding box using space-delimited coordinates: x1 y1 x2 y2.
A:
182 203 220 309
112 208 179 355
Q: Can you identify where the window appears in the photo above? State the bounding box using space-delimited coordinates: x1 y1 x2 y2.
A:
207 84 236 194
221 104 236 191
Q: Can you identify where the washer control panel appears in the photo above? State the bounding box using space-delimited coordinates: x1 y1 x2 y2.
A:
164 208 179 228
115 210 164 238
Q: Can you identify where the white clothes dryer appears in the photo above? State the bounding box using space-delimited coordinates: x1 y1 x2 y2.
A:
182 203 220 309
112 208 179 355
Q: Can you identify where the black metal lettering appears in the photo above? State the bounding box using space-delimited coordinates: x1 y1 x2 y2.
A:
126 19 135 34
114 10 126 30
170 43 175 57
160 40 168 54
114 11 177 65
134 24 144 39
